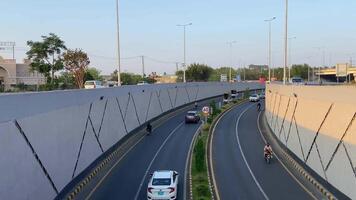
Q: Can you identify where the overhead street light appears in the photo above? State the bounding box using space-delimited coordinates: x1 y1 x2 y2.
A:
283 0 289 85
177 23 193 83
264 17 276 82
288 36 296 81
227 41 237 82
115 0 122 86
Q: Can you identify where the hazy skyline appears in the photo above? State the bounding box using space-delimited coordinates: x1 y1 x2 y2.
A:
1 0 356 75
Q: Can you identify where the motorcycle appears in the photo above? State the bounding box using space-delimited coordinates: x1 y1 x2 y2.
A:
264 152 272 164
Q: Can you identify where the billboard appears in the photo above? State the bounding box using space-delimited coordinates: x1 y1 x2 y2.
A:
336 63 348 77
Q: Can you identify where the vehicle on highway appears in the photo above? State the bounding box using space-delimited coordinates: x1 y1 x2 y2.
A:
185 111 200 123
223 93 230 104
146 122 152 135
231 90 238 99
137 81 149 85
290 77 304 85
264 144 273 164
249 94 260 102
147 170 178 200
84 80 105 89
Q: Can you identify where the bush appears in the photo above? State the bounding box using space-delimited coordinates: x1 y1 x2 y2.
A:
243 88 250 98
194 137 205 172
196 184 210 197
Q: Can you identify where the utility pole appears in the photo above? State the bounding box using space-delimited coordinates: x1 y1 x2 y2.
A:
175 62 179 72
115 0 121 86
283 0 289 85
265 17 276 82
288 36 296 81
141 55 145 78
227 41 237 82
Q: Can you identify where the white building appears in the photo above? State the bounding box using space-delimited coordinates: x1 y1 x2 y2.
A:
0 56 46 90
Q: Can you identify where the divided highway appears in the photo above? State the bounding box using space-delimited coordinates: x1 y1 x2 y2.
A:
81 98 220 200
211 101 316 200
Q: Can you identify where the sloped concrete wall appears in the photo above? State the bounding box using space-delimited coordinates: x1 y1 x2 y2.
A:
0 82 263 199
265 84 356 199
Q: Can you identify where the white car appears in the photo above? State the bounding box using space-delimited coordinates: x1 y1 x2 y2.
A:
249 94 260 102
147 170 178 200
137 81 149 86
84 80 105 89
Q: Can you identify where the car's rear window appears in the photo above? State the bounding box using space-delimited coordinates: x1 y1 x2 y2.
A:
152 178 171 186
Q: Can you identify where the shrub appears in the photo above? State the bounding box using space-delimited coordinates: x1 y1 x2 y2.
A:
194 137 205 172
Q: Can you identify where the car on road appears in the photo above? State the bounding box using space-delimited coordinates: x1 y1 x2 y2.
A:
137 81 149 86
249 94 260 102
147 170 179 200
84 80 105 89
185 111 200 123
231 90 238 99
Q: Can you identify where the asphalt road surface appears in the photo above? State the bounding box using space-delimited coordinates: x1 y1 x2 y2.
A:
212 101 315 200
84 98 219 200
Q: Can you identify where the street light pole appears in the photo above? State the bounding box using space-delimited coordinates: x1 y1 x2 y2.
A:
288 36 296 81
177 23 192 83
283 0 289 85
227 41 237 82
115 0 121 86
265 17 276 82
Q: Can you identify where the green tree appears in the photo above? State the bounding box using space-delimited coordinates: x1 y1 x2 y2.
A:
291 64 310 80
110 70 143 85
63 49 90 88
57 72 75 89
85 67 103 81
26 33 67 85
186 63 213 82
175 70 184 82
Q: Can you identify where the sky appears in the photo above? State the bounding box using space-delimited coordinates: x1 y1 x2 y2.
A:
1 0 356 75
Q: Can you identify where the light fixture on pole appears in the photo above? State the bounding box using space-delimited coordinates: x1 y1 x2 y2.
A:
177 23 192 83
227 41 237 82
264 17 276 82
115 0 121 86
283 0 289 85
288 36 296 81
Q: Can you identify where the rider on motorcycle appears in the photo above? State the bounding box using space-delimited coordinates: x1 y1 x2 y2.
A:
146 122 152 135
257 102 261 111
264 143 273 159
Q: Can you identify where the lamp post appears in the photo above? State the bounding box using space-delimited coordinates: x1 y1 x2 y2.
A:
115 0 121 86
264 17 276 82
288 36 296 81
227 41 237 82
177 23 192 83
283 0 289 84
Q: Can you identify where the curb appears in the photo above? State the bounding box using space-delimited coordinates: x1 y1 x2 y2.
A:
187 124 202 200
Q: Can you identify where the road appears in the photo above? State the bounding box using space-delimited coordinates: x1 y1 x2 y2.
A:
212 101 315 200
83 98 218 200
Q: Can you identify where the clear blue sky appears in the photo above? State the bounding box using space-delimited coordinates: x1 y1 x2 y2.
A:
1 0 356 75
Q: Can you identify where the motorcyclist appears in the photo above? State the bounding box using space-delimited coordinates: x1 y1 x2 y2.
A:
146 122 152 135
264 143 273 159
257 102 261 111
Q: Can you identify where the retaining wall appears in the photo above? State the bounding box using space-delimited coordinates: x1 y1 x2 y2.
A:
0 82 263 199
265 84 356 199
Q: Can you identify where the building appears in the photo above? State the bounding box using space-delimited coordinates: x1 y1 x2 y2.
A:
154 75 177 84
0 56 46 90
248 64 268 71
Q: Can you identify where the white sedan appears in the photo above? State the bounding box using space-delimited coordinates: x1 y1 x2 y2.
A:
147 170 179 200
249 94 260 102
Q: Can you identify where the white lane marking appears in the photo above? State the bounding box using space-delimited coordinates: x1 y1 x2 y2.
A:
85 135 145 200
235 104 270 200
184 123 202 200
256 112 318 200
134 122 184 200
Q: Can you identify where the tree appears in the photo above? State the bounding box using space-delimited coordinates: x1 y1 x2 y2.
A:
185 63 213 82
291 64 310 80
85 67 103 81
63 49 90 88
26 33 67 85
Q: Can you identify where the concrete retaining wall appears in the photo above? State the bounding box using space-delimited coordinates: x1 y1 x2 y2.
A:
265 84 356 199
0 82 263 199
